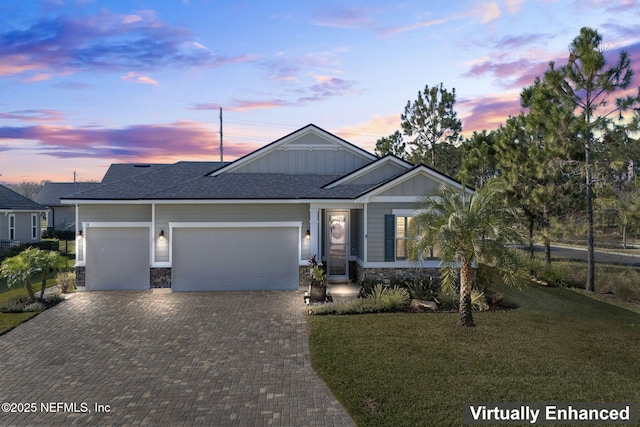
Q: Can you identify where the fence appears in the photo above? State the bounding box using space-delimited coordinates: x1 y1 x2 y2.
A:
0 240 62 261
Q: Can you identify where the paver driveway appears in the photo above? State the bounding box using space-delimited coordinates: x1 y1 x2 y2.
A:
0 290 354 426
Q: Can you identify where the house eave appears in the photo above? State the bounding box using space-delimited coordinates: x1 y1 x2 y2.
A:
63 197 366 205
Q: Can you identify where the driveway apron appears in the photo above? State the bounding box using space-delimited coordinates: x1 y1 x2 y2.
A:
0 291 355 426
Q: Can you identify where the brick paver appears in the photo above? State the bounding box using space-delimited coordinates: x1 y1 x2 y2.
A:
0 290 355 426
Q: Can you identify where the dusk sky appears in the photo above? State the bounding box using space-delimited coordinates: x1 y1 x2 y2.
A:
1 0 639 184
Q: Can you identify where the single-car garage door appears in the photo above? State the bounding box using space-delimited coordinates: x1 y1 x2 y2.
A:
172 226 299 291
85 227 150 291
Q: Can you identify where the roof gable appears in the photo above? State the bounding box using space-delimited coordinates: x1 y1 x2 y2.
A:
324 155 412 188
0 185 46 211
210 124 376 176
356 165 474 201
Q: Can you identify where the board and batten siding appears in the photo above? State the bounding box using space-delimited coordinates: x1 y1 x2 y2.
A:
340 162 408 186
377 174 441 197
154 203 311 263
366 202 418 262
232 149 371 175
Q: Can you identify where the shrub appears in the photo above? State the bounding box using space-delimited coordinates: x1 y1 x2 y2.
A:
22 301 45 312
435 289 490 312
0 295 57 313
0 295 32 313
56 271 76 293
359 278 377 297
308 285 410 315
379 286 410 311
402 277 440 300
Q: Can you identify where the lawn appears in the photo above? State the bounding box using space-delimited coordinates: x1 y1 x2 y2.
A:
307 281 640 426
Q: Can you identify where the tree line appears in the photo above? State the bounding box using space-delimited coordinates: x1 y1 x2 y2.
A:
377 27 640 293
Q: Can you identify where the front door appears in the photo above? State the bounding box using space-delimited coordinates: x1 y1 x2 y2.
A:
326 211 348 280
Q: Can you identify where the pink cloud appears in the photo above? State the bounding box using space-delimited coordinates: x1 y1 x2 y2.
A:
121 72 158 85
0 120 260 162
0 109 65 122
459 94 522 134
0 10 256 81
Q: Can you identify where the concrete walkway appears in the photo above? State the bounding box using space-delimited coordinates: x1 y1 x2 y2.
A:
0 290 355 426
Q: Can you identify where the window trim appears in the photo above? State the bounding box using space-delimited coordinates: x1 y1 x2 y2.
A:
8 214 15 241
31 213 38 240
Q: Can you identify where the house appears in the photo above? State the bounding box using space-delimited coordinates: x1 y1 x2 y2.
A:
0 184 47 250
63 124 473 291
36 182 100 235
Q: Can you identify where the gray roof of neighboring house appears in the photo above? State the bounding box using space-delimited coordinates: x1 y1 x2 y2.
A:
35 182 100 206
0 185 46 210
101 163 172 184
67 162 228 200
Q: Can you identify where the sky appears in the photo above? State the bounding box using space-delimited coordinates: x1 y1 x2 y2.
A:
1 0 639 184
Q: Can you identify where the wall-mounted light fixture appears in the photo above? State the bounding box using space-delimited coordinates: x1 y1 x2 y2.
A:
77 230 83 239
305 229 310 240
159 230 165 241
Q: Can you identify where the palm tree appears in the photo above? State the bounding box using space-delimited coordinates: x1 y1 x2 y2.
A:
35 250 68 299
409 181 526 327
1 247 41 302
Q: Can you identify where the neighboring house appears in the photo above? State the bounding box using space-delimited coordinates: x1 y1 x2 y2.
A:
36 182 100 234
63 124 473 291
0 184 47 249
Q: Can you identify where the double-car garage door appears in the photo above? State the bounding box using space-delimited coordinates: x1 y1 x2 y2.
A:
172 226 299 291
84 225 299 291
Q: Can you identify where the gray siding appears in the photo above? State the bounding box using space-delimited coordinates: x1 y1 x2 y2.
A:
50 206 76 231
378 174 441 197
340 162 407 186
232 149 371 174
366 202 418 262
0 212 41 243
79 204 152 223
154 203 310 263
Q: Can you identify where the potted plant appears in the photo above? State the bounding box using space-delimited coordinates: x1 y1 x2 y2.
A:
308 255 328 303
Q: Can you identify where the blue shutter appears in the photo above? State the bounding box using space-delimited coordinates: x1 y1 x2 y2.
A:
384 214 395 262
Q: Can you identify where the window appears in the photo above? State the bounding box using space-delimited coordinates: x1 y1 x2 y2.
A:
385 211 438 262
395 216 413 260
8 214 15 241
31 214 38 240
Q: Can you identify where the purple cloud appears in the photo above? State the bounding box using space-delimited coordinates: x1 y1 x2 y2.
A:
459 95 523 134
0 109 65 122
313 7 373 29
190 76 360 112
0 10 255 80
0 121 259 161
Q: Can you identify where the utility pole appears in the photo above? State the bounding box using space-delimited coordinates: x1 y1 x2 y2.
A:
219 106 223 163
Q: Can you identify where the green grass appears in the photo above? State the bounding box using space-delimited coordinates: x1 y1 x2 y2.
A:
308 281 640 426
0 277 64 335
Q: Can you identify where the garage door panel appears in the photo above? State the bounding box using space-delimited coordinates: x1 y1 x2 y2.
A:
172 227 298 291
85 227 150 291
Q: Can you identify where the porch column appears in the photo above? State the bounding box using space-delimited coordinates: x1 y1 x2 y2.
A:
309 207 320 260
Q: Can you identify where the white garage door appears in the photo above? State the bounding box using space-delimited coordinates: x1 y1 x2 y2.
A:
172 227 299 291
85 227 150 291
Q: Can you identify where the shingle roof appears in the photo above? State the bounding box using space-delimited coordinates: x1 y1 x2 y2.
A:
148 173 346 199
35 182 100 206
101 163 171 184
0 185 46 210
67 162 228 200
